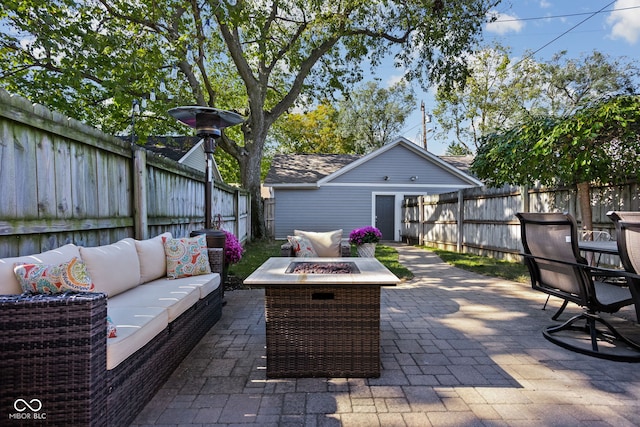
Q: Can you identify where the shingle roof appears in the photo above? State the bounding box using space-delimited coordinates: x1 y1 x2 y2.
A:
438 155 475 174
264 153 362 184
264 152 476 184
120 135 201 161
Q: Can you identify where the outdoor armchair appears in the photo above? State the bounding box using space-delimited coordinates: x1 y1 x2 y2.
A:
614 220 640 323
516 212 640 361
281 229 351 257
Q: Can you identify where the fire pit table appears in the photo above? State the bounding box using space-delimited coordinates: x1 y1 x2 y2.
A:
244 257 399 378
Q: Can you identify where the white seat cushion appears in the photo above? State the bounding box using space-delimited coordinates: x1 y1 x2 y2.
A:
145 273 220 300
0 244 81 295
105 305 168 370
108 279 201 322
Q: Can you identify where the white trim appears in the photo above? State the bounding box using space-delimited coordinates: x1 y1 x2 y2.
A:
179 138 204 162
371 191 407 242
322 182 475 189
265 183 319 189
177 138 224 182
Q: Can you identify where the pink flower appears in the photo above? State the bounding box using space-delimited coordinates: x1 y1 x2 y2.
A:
349 226 382 245
222 230 244 264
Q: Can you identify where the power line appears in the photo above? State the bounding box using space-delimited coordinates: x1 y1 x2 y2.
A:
512 1 617 66
493 5 640 23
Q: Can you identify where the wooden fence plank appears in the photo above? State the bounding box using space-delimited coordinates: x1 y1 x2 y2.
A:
0 90 251 258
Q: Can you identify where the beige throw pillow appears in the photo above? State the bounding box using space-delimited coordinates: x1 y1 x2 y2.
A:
135 232 172 283
294 229 342 257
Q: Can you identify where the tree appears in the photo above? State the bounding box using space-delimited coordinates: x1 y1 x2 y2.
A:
336 80 416 154
433 47 640 154
1 0 500 238
270 103 347 154
272 80 415 155
433 43 543 154
472 95 640 231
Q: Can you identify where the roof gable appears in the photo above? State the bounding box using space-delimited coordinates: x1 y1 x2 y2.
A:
264 137 482 187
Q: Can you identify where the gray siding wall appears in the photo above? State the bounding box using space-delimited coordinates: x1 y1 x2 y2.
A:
274 187 368 239
273 185 448 239
332 144 471 187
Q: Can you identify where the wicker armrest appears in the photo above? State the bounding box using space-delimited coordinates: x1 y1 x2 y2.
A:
340 241 352 257
280 242 294 257
0 292 108 425
207 247 224 275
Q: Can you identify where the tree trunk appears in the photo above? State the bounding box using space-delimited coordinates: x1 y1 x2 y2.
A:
235 118 269 240
577 181 593 234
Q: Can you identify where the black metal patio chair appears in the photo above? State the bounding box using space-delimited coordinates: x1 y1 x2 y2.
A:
516 212 640 362
614 220 640 323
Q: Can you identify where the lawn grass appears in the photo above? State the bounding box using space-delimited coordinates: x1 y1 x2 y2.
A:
227 239 414 282
425 246 530 283
226 239 527 285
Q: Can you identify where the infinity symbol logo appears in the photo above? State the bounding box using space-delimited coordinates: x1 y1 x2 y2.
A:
14 398 43 412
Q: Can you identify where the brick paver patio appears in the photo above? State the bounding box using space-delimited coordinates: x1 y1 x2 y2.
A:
131 245 640 426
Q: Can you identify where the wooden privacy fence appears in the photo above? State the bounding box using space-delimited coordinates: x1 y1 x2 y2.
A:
402 183 639 263
0 89 250 258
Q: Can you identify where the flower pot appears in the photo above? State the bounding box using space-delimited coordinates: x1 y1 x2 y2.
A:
356 243 376 258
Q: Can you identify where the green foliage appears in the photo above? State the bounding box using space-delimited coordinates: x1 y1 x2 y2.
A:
1 0 500 237
472 95 640 188
272 80 416 154
337 80 416 154
271 103 349 153
433 47 640 154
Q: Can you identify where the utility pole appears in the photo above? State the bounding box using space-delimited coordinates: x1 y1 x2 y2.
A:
421 101 431 150
421 101 426 149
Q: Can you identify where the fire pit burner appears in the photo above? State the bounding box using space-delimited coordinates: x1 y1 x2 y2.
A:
285 262 360 274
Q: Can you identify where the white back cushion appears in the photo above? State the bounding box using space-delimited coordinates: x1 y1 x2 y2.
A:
80 238 141 297
0 244 81 295
135 232 172 283
294 229 343 257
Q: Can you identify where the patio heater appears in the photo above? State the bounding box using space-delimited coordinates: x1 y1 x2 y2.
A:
168 106 244 248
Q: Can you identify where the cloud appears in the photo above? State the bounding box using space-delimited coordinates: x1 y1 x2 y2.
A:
386 74 405 87
606 0 640 44
485 11 525 35
539 0 552 8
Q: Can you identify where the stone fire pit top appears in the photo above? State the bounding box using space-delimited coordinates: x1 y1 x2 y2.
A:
243 257 399 286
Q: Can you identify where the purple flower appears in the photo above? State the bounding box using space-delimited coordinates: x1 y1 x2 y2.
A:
222 230 244 264
348 226 382 245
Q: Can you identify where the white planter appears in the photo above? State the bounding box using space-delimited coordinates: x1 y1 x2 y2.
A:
356 243 377 257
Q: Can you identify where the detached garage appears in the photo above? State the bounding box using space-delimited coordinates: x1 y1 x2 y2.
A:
264 137 482 241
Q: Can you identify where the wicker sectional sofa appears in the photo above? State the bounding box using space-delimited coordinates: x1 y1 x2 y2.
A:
0 233 223 426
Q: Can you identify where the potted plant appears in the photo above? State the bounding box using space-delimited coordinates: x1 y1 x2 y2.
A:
349 226 382 257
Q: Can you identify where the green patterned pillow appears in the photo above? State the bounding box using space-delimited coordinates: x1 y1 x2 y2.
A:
163 235 211 279
13 257 95 294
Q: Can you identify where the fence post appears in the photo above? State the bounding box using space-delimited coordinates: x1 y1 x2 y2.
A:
457 189 464 253
132 146 148 240
521 185 529 213
234 189 240 238
418 196 424 246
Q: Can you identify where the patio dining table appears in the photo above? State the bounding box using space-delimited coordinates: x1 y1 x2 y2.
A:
577 240 619 255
